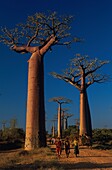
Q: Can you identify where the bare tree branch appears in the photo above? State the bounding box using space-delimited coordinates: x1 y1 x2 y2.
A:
51 72 81 90
85 60 109 77
51 55 110 91
0 12 76 52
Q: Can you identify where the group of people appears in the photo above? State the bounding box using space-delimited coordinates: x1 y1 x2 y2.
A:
55 136 79 158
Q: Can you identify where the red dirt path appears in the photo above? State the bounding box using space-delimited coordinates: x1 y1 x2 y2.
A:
51 145 112 170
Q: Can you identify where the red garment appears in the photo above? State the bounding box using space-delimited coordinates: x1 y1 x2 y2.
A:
55 140 62 156
56 141 61 148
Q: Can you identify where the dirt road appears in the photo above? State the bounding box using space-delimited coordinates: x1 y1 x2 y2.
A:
51 145 112 170
0 145 111 170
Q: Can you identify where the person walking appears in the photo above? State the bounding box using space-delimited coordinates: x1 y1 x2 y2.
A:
64 137 70 158
74 137 79 157
55 137 62 158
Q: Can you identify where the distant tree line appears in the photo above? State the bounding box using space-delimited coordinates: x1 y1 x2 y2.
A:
0 119 25 150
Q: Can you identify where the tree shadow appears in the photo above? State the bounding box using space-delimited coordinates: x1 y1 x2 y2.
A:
79 155 111 158
60 162 112 169
0 161 112 170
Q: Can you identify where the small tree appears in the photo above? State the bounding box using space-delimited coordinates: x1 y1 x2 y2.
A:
0 12 77 150
49 96 72 138
51 54 109 138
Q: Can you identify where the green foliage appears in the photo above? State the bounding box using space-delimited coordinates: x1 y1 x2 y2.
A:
0 128 25 150
1 128 25 143
62 125 78 141
92 128 112 144
62 127 112 149
92 128 112 149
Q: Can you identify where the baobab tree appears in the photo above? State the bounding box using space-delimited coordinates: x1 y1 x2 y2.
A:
63 113 73 130
61 108 68 130
51 54 109 138
61 108 73 130
0 12 77 150
49 97 72 138
50 119 57 137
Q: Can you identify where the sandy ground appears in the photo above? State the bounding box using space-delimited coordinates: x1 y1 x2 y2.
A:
51 145 112 170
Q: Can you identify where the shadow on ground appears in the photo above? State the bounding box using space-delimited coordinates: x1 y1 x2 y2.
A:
0 161 112 170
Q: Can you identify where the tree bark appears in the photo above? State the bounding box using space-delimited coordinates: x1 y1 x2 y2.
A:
61 111 64 131
10 36 56 150
85 91 92 138
79 90 87 136
25 51 46 150
64 118 67 130
79 69 88 136
58 104 62 138
79 69 92 138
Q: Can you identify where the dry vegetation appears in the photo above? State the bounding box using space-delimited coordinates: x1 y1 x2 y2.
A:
0 147 60 170
0 145 112 170
0 128 112 169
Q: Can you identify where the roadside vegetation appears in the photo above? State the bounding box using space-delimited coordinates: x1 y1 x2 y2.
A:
0 126 112 169
0 147 60 170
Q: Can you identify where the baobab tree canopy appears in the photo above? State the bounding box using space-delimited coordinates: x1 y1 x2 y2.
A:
0 12 77 52
51 54 109 91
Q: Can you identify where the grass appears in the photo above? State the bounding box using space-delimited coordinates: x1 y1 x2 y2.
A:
0 147 63 170
0 144 111 170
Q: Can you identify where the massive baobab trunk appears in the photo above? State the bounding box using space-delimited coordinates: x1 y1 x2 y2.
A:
79 68 92 137
80 90 87 136
85 92 92 138
79 89 92 136
80 69 86 136
25 51 46 150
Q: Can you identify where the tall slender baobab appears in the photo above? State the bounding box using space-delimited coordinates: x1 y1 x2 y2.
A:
0 12 77 150
61 108 68 130
49 97 71 138
51 119 57 137
51 54 109 138
61 108 73 130
63 113 73 130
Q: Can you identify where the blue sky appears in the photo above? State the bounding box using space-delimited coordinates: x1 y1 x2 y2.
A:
0 0 112 132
